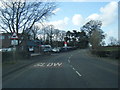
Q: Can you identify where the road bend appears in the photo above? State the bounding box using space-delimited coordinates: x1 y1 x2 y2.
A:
2 49 118 88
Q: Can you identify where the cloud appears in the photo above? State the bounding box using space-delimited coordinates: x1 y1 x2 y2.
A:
86 14 100 21
52 8 61 14
0 1 4 8
42 1 117 33
100 1 118 27
72 14 84 26
72 1 118 27
86 1 118 27
48 17 69 30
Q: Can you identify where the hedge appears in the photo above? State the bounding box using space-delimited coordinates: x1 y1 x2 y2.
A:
91 49 120 59
2 51 31 62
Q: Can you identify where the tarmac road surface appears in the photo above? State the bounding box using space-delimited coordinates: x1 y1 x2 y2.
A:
2 49 118 88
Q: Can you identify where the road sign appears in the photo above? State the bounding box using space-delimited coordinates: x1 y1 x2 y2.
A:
11 32 18 39
11 32 18 45
11 40 18 45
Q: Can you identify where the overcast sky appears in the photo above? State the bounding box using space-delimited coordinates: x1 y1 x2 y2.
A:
45 1 118 44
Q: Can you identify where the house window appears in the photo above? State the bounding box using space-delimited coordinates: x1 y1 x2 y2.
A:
0 36 5 39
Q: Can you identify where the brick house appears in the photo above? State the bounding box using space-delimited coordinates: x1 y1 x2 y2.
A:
0 33 22 48
0 33 42 53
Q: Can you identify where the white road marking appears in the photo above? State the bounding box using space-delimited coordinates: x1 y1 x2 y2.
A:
67 54 82 77
69 64 82 77
34 63 45 67
47 63 54 67
54 63 62 66
72 67 76 71
68 60 70 63
76 71 82 77
34 62 63 67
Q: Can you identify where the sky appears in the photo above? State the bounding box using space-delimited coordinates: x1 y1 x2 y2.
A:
0 0 119 45
45 1 118 45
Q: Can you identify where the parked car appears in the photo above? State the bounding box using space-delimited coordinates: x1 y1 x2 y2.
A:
28 47 34 53
60 47 68 52
0 48 15 52
41 45 52 53
52 47 61 53
60 46 74 52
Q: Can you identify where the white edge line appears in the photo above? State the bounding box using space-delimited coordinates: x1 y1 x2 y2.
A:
76 71 82 77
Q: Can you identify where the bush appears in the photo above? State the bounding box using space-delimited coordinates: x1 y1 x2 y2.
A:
91 50 108 57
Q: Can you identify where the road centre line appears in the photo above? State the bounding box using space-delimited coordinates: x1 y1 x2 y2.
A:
68 54 72 58
68 60 70 63
70 64 82 77
68 55 73 63
72 67 76 71
76 71 82 77
68 54 82 77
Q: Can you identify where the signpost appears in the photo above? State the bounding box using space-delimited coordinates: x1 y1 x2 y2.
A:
10 32 18 62
11 32 18 45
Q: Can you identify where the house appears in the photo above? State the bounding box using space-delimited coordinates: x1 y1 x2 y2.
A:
0 33 42 53
0 33 22 48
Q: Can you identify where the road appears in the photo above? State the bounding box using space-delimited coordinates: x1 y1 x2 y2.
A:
2 49 118 88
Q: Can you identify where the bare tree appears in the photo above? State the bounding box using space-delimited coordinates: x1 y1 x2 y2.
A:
109 36 118 46
59 30 66 42
46 25 54 45
53 29 60 41
0 0 56 34
29 25 40 40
